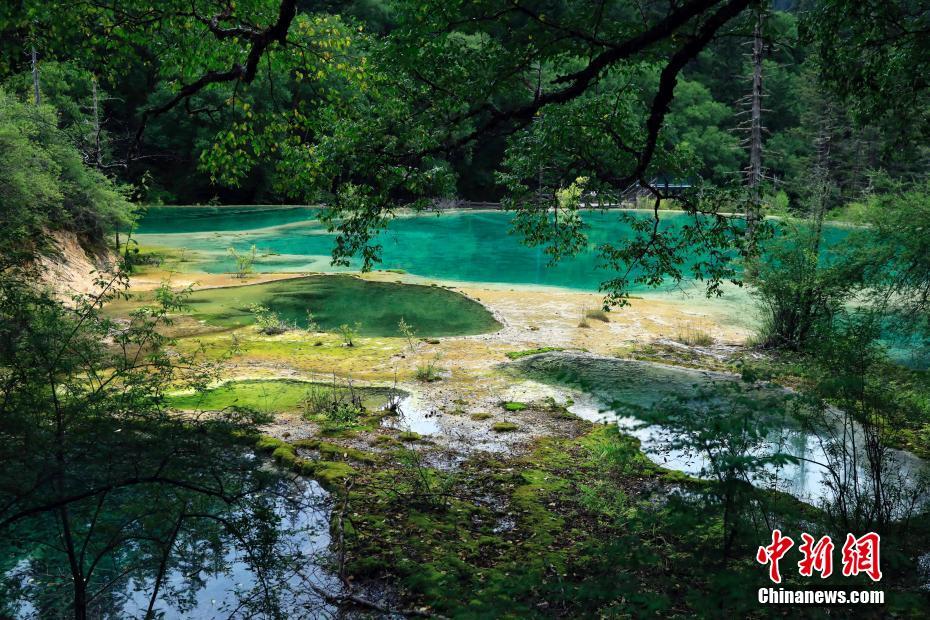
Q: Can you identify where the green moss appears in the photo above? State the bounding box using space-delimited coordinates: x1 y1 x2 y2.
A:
318 441 378 463
398 431 421 442
117 275 500 337
255 435 288 453
319 425 361 438
255 435 360 488
502 401 527 411
339 431 610 617
504 347 564 360
312 461 357 487
168 379 396 415
491 421 519 432
470 412 493 421
271 445 298 466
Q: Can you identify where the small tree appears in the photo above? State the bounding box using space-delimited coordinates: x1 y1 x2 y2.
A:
748 223 853 350
338 322 361 347
398 316 417 353
654 379 795 563
800 316 929 533
227 244 258 279
305 308 320 332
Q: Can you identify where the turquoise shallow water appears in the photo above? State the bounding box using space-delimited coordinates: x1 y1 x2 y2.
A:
136 206 848 295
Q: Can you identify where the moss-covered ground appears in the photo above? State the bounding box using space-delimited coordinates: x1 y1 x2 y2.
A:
328 417 929 618
167 378 398 415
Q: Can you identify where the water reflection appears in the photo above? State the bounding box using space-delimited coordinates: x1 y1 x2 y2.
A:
513 352 927 507
2 460 340 619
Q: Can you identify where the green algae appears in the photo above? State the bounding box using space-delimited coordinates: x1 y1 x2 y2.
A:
136 275 500 337
504 347 565 360
167 379 397 414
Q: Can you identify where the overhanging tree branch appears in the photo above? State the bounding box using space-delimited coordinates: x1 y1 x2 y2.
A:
130 0 298 156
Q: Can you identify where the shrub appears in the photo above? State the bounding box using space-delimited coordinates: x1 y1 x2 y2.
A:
415 352 443 382
227 244 257 279
747 223 853 350
302 381 364 424
249 303 293 335
585 308 610 322
339 322 361 346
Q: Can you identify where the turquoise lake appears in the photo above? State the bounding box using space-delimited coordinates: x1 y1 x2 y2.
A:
135 205 848 295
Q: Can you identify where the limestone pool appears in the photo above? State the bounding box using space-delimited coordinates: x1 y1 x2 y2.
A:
135 205 848 294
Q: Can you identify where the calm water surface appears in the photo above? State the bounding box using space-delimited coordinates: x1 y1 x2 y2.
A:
135 206 847 294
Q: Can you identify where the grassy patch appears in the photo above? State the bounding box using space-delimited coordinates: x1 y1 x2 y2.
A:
414 355 444 382
491 421 519 432
502 401 527 411
674 324 714 346
504 347 565 360
470 412 493 421
585 308 610 322
167 379 396 416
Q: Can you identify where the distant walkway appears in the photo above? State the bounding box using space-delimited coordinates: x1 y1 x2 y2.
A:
427 199 646 211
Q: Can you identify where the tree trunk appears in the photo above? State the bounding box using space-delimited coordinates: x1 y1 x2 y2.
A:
31 47 41 106
746 11 764 239
91 76 102 166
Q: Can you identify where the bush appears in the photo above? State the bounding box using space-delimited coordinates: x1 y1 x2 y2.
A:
415 352 443 382
302 381 364 424
748 222 854 350
248 303 293 335
339 322 361 346
227 245 258 279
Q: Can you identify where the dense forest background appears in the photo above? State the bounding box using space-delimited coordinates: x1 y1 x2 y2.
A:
1 0 925 210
